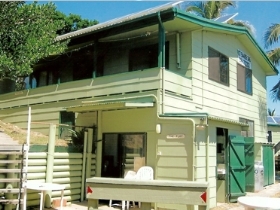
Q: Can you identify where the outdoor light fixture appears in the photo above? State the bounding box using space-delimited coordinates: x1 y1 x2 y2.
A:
196 117 206 130
156 124 161 134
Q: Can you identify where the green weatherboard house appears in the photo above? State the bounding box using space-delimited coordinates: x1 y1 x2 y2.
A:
0 2 277 209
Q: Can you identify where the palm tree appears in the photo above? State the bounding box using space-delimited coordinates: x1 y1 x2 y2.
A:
268 108 276 116
186 1 254 34
264 24 280 102
186 1 236 19
264 23 280 66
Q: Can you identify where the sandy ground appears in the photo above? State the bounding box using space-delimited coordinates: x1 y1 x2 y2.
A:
28 182 280 210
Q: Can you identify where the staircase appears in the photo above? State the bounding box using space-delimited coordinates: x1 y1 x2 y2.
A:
0 144 27 210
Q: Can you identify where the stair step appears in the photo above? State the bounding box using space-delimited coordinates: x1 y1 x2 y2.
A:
0 188 24 193
0 160 23 164
0 178 20 183
0 152 23 155
0 169 23 173
0 145 23 151
0 199 23 204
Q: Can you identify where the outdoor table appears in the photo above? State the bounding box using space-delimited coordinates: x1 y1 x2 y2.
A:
238 196 280 210
26 182 65 210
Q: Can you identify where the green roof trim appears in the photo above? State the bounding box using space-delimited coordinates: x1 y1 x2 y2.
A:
267 123 280 127
172 7 278 74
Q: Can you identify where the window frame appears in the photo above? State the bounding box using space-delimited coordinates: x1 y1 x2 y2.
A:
237 63 253 95
239 118 254 137
208 47 229 86
129 42 169 72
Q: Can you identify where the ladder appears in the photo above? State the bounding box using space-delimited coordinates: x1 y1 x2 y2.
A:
0 144 28 210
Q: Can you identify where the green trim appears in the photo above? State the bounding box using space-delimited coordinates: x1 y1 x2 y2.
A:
56 4 277 74
267 123 280 127
172 8 278 74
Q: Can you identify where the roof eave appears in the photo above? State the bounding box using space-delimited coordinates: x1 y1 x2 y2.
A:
173 8 278 75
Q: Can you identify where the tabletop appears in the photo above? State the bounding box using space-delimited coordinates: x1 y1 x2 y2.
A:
238 196 280 210
26 182 65 191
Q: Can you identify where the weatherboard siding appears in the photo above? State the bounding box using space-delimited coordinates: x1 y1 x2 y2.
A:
190 30 268 143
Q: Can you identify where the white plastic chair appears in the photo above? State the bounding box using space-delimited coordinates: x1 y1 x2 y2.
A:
133 166 154 208
109 170 137 210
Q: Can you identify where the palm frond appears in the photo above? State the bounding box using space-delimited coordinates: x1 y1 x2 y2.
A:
229 20 255 35
270 79 280 102
264 23 280 49
186 1 235 19
186 5 204 17
268 108 276 116
267 47 280 66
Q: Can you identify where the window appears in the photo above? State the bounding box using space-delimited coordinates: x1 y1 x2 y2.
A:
129 42 169 71
267 131 272 143
208 47 229 85
237 63 252 95
59 111 75 139
240 118 254 137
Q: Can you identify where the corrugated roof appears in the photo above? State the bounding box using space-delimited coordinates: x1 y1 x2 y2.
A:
56 1 183 42
208 115 249 127
160 113 249 127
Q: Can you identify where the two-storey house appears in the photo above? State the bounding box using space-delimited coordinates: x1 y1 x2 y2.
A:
0 2 278 208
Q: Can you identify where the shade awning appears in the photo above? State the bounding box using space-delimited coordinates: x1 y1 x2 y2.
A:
66 101 154 112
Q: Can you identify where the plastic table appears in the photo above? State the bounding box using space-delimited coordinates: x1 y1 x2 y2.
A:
26 182 65 210
238 196 280 210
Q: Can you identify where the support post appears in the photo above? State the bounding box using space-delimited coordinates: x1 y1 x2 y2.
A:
81 130 88 202
86 128 93 179
45 124 56 208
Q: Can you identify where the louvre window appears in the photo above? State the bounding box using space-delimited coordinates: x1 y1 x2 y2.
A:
208 47 229 86
237 63 252 95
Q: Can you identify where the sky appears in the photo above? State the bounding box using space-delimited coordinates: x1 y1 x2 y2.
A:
49 1 280 115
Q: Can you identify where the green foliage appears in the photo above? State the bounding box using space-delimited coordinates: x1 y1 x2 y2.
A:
55 12 98 35
186 1 254 34
68 128 85 152
186 1 236 19
268 108 276 116
0 1 69 79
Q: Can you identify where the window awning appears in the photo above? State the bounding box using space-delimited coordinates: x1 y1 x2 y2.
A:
208 115 249 127
66 101 154 112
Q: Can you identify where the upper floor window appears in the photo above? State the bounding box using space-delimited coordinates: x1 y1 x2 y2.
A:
129 42 169 71
208 47 229 86
240 118 254 137
237 63 252 95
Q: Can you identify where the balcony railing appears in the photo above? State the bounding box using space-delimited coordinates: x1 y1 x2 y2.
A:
0 68 192 109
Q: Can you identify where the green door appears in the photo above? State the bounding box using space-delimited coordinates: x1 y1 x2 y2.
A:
227 135 246 202
244 137 254 192
263 145 274 186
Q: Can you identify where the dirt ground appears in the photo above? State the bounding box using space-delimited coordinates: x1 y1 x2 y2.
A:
0 120 69 146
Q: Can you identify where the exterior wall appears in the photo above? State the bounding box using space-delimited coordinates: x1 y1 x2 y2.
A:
101 107 157 168
268 125 280 144
104 48 128 75
189 30 267 143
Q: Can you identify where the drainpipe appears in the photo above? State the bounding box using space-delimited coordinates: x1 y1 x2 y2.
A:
158 12 165 114
93 40 97 79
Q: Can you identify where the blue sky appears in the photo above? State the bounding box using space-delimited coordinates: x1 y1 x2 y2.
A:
51 1 280 115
